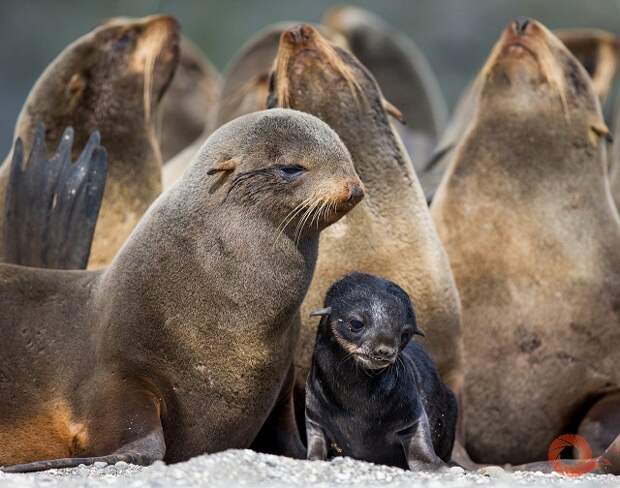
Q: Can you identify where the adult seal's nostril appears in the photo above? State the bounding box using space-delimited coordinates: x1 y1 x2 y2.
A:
513 17 530 36
286 24 312 45
348 184 364 203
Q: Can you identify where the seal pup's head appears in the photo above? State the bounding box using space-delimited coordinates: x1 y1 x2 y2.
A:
185 109 364 237
311 273 424 371
477 18 610 148
14 15 180 162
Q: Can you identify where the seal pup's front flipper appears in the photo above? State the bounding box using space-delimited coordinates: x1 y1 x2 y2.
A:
4 123 108 269
400 412 446 472
1 426 165 473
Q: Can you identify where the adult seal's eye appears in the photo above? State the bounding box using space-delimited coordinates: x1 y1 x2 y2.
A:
349 319 364 333
114 31 135 51
278 165 306 179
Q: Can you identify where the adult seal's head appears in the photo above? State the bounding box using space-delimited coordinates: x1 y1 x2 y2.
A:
0 109 364 471
0 15 180 268
306 273 457 471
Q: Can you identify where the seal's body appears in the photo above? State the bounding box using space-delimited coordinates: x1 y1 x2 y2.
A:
432 19 620 465
0 109 363 472
268 25 463 416
160 36 221 161
322 6 447 172
0 15 179 268
306 273 457 471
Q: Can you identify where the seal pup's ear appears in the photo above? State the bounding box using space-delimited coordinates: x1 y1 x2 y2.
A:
207 158 240 175
413 327 426 338
383 98 406 125
310 307 332 317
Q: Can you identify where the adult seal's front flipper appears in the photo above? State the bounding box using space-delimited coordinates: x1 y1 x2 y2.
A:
4 123 108 269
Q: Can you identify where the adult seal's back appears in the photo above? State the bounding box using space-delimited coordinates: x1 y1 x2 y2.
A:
0 109 364 472
432 18 620 469
0 15 180 268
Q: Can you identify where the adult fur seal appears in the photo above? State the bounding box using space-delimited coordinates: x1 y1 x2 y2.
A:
322 5 447 172
160 36 221 161
0 109 364 472
431 18 620 469
268 23 463 447
4 124 107 269
306 273 457 471
0 15 179 268
423 27 619 203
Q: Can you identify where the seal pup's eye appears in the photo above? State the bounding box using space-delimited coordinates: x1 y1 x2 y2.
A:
400 332 411 346
348 319 364 333
278 165 306 179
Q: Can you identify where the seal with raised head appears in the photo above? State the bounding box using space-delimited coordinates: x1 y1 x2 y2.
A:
306 272 457 471
0 15 180 268
0 108 364 472
267 24 464 447
322 5 447 171
422 26 619 203
431 18 620 469
160 36 221 161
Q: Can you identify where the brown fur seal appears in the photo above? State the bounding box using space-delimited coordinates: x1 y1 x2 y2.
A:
423 28 619 203
160 36 221 161
431 18 620 466
0 108 364 472
4 124 107 269
322 5 447 172
267 23 463 444
0 15 179 269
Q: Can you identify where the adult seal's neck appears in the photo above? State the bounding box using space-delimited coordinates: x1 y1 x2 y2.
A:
99 182 320 334
443 110 609 203
324 98 427 217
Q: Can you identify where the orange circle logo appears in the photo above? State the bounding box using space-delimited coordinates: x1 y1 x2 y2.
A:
548 434 599 476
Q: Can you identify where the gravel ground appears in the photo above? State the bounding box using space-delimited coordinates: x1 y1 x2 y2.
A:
0 450 618 488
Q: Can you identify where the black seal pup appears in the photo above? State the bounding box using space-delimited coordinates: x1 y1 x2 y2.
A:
432 18 620 471
306 272 457 471
0 109 363 472
4 123 107 269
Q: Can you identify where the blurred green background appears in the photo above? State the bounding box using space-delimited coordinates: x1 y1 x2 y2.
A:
1 0 619 156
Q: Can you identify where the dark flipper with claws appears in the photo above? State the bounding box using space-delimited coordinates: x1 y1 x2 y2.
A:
4 123 108 269
1 428 165 473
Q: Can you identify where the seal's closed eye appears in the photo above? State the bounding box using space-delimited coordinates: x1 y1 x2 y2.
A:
278 165 306 178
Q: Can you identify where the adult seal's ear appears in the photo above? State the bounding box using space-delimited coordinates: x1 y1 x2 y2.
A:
556 29 619 102
309 307 331 317
206 158 240 175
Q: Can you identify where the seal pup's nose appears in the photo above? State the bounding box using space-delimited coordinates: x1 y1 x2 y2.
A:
513 17 531 36
373 344 397 362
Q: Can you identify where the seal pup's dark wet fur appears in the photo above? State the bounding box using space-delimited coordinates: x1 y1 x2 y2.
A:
305 272 457 471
